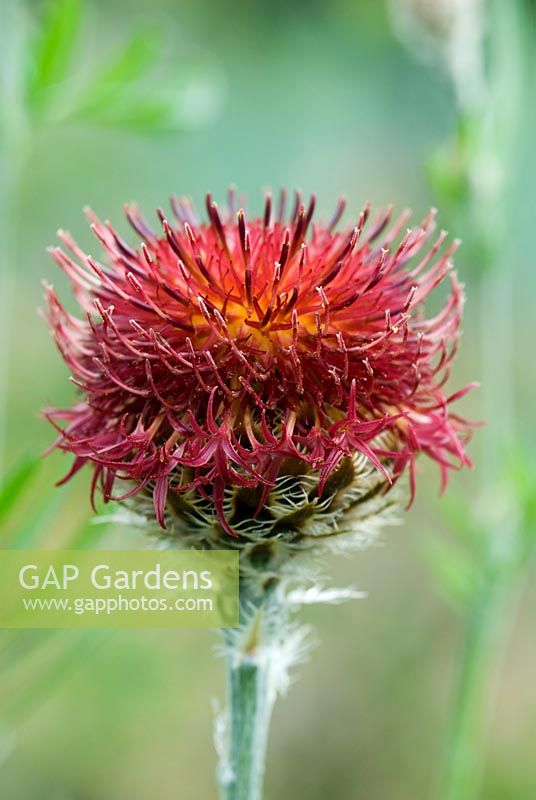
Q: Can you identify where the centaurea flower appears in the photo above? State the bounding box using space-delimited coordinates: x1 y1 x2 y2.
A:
43 189 476 800
45 191 473 551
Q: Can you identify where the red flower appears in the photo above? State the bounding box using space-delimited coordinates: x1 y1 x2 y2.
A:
44 190 475 533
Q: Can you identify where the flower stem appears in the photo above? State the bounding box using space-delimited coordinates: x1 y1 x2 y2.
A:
217 581 284 800
223 648 275 800
440 573 511 800
440 247 522 800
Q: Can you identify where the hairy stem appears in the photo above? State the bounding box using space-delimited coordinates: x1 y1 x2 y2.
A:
217 581 286 800
223 650 275 800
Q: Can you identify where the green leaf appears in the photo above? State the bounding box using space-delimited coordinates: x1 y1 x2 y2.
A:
22 6 225 134
505 445 536 564
76 95 175 132
72 28 161 119
7 488 64 549
71 31 224 134
0 453 40 523
1 630 108 724
25 0 81 115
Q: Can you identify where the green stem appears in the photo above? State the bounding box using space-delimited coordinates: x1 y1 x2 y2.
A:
441 245 519 799
223 649 275 800
436 2 526 787
439 255 520 800
218 582 283 800
440 573 513 800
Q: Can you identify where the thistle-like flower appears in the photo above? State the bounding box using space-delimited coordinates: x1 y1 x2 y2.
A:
44 190 474 572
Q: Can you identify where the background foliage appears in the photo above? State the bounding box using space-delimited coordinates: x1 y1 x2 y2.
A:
0 1 534 798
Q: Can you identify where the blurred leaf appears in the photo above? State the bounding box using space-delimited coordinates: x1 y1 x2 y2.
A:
0 452 110 726
503 443 536 564
0 450 110 549
72 52 224 133
0 454 64 548
77 95 178 132
0 453 40 526
439 492 485 554
423 534 479 611
8 488 65 549
19 2 224 135
1 630 108 725
520 498 536 563
25 0 81 116
71 28 161 119
426 145 469 210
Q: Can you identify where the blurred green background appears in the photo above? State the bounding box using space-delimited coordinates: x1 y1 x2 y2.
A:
0 0 535 798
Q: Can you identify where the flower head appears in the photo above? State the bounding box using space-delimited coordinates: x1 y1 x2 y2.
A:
44 190 474 538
